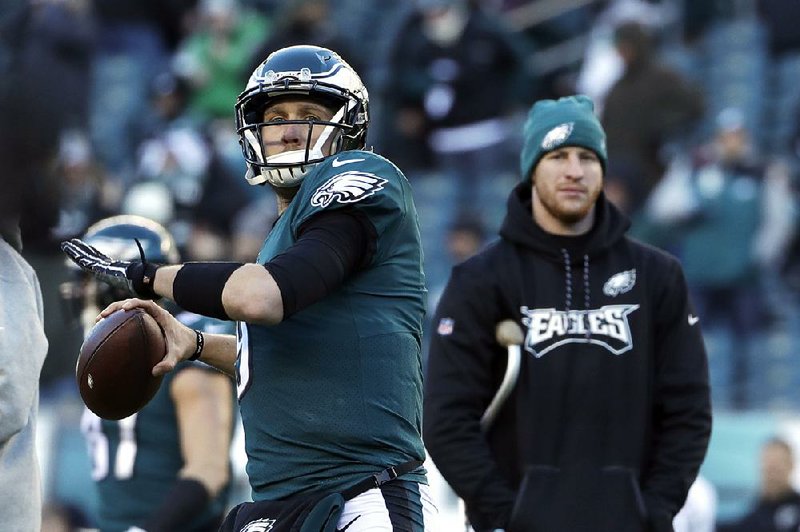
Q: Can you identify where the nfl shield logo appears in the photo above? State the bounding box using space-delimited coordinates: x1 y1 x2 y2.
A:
437 318 454 336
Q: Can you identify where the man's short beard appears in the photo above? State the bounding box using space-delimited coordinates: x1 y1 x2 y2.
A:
537 188 596 225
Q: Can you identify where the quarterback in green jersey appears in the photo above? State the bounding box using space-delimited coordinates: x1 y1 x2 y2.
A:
63 216 235 531
63 46 440 530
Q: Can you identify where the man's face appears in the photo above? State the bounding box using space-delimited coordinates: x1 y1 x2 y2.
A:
260 97 336 157
531 146 603 233
761 442 794 500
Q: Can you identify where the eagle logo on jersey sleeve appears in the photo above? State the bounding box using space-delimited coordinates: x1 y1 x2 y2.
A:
310 171 388 208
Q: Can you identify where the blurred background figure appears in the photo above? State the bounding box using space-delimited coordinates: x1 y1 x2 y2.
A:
382 0 535 204
61 215 236 531
89 0 195 186
0 0 95 247
246 0 359 76
601 20 705 216
636 107 785 409
380 0 535 293
718 437 800 532
173 0 269 124
424 213 488 364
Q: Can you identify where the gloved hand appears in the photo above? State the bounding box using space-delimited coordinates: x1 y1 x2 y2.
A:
61 238 161 299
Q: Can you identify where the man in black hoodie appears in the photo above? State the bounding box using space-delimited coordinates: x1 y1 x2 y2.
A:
424 95 712 532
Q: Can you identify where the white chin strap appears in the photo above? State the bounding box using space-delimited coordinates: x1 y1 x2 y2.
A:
245 106 346 188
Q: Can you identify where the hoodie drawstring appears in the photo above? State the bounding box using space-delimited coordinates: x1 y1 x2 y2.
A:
561 248 573 312
583 253 590 313
561 248 591 339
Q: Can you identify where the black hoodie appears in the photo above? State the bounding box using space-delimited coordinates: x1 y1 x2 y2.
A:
424 182 711 532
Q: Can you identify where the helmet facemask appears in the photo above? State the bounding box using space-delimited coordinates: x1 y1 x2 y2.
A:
240 100 351 187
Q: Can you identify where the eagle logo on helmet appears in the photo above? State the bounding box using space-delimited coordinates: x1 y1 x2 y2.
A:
541 122 575 150
310 171 387 208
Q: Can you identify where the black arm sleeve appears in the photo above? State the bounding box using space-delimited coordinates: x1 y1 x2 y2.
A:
263 209 376 318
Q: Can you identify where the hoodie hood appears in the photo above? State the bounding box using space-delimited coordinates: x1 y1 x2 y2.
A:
499 181 631 314
499 181 630 262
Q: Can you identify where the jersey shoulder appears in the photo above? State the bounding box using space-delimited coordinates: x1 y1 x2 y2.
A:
291 150 409 226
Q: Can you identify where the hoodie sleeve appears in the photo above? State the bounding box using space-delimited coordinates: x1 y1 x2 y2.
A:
0 244 48 444
424 260 518 531
642 257 712 531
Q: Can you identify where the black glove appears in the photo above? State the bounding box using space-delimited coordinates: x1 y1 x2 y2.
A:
61 238 161 299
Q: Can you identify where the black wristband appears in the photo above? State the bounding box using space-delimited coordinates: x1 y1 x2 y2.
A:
189 329 204 361
173 262 242 321
141 477 211 532
126 260 161 299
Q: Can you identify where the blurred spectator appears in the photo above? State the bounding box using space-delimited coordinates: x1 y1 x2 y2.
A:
719 437 800 532
382 0 536 206
576 0 674 111
8 0 94 132
134 72 212 245
506 0 600 101
445 213 488 265
424 212 488 362
604 158 648 217
51 130 113 242
601 20 705 213
188 130 259 253
90 0 196 182
756 0 800 59
754 158 796 288
173 0 270 122
642 108 773 408
0 0 95 247
129 68 253 258
246 0 361 76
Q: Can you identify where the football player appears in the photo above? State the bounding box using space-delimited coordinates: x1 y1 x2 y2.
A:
62 215 236 532
63 45 438 530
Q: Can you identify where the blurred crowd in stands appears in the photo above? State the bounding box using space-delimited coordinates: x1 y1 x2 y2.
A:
5 0 800 528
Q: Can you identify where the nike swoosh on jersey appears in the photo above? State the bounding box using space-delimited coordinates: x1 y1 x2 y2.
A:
331 157 365 167
688 314 699 326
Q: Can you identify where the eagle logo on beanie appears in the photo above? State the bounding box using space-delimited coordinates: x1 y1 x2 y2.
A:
541 122 574 150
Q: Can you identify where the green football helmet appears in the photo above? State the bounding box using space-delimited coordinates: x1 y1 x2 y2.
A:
235 45 369 188
60 215 179 322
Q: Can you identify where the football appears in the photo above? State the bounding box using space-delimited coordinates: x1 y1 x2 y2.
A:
76 308 166 420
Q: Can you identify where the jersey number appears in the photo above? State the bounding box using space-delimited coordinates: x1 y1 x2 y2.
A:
81 410 138 481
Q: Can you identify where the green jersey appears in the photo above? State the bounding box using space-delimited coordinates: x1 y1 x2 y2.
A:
236 150 427 500
82 313 234 531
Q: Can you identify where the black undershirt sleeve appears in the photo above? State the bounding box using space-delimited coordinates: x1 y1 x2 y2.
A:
263 209 377 318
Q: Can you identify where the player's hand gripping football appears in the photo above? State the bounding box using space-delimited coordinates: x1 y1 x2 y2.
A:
98 298 197 377
61 238 160 299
